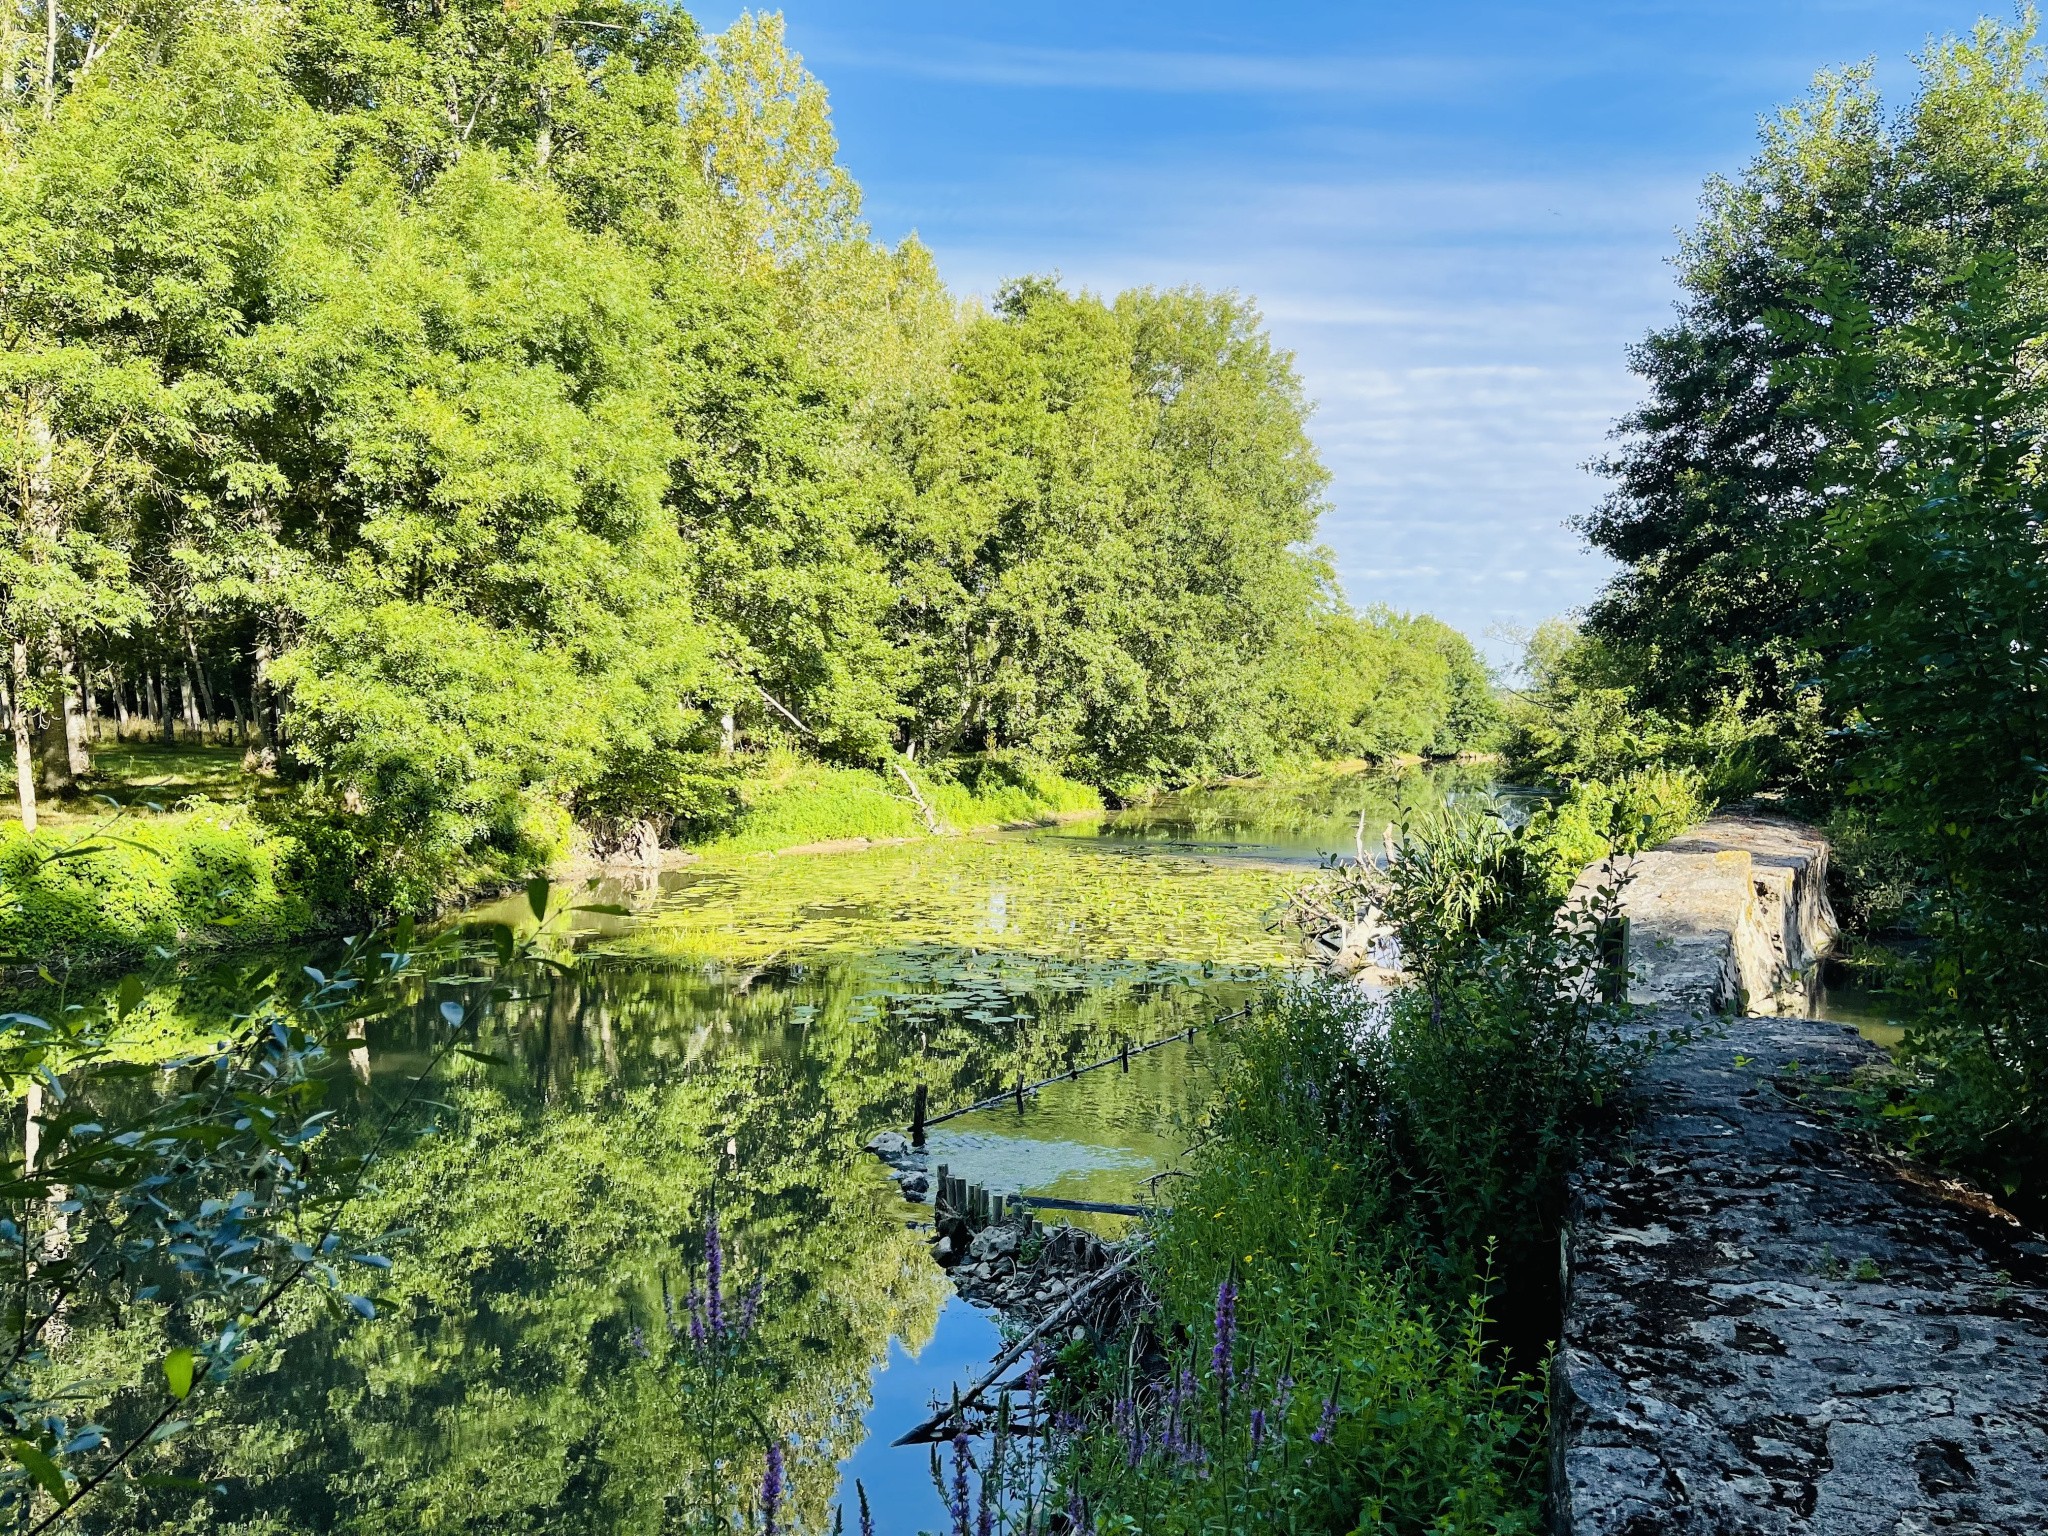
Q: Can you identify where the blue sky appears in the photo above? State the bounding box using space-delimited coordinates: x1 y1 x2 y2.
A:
704 1 1999 659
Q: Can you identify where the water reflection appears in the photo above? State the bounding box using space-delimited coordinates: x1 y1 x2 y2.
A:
53 767 1456 1535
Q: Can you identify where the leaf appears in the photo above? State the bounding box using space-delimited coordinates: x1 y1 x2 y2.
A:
492 923 514 967
162 1346 198 1400
394 914 414 953
345 1294 377 1319
455 1048 507 1066
526 877 550 922
116 974 145 1022
438 1001 464 1029
8 1440 68 1506
573 903 632 916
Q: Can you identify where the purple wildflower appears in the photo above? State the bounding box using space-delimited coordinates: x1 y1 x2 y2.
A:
1272 1374 1296 1416
687 1289 707 1347
856 1479 875 1536
661 1275 680 1341
1311 1394 1339 1445
760 1442 784 1536
949 1432 973 1536
705 1210 726 1338
1211 1277 1238 1387
629 1323 649 1361
1250 1407 1267 1447
741 1277 764 1336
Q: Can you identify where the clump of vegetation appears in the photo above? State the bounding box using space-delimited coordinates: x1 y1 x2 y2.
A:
1039 802 1637 1530
697 751 1102 856
1521 767 1718 893
0 809 317 965
1557 16 2048 1217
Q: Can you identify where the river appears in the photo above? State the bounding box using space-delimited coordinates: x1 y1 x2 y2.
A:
63 766 1484 1536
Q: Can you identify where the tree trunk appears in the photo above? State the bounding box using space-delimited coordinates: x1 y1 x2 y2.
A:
10 635 36 833
182 662 203 735
182 626 215 721
159 667 176 743
252 635 276 752
112 669 130 738
78 644 99 744
37 636 82 792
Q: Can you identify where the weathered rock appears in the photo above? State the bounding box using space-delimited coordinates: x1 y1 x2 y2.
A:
1554 1014 2048 1535
1581 814 1838 1016
866 1131 912 1161
968 1225 1021 1263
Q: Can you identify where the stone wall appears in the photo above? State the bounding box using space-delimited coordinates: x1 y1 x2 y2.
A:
1577 813 1838 1016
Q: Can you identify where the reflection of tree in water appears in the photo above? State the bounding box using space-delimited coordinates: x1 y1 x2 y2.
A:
71 942 1260 1535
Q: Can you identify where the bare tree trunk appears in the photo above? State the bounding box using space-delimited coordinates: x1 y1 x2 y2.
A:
10 634 36 833
182 661 203 735
112 668 129 738
77 643 98 744
158 667 175 743
182 625 215 720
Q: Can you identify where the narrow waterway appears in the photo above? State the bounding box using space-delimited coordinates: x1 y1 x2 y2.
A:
60 766 1487 1536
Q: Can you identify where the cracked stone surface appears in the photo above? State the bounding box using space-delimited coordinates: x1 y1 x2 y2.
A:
1554 1015 2048 1534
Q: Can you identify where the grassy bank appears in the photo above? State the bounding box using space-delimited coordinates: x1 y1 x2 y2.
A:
697 751 1101 856
0 808 319 966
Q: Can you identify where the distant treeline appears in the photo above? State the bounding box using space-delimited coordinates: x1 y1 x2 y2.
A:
0 2 1492 904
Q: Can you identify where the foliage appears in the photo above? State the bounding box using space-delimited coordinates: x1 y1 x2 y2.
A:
1057 805 1639 1531
1500 622 1786 798
0 1 1491 905
1521 768 1717 894
1767 251 2048 1217
0 919 488 1529
0 808 315 963
1063 1131 1542 1532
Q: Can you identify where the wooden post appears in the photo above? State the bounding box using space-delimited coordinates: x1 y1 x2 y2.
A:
1121 1040 1130 1073
1014 1079 1025 1114
912 1084 928 1148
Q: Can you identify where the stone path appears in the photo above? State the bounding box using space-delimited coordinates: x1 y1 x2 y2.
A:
1554 1015 2048 1535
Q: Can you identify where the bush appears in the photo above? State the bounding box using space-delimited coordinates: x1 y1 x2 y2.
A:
0 808 317 964
1055 804 1637 1530
1522 767 1716 893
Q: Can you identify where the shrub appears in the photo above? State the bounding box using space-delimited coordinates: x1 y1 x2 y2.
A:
1056 804 1637 1530
0 808 317 963
1522 767 1716 892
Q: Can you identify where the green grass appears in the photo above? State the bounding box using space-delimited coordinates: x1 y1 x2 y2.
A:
0 806 318 965
698 751 1102 856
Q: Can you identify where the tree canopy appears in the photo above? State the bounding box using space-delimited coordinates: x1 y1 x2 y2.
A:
0 1 1493 901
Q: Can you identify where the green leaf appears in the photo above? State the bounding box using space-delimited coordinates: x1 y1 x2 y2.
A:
394 914 415 953
8 1440 69 1506
454 1048 508 1066
526 877 550 922
492 924 515 967
162 1346 198 1400
116 974 145 1022
573 902 632 916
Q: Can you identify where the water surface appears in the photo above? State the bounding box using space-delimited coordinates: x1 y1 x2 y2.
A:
62 767 1476 1535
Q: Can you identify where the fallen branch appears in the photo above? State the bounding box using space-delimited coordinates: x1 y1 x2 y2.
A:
892 1239 1152 1445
